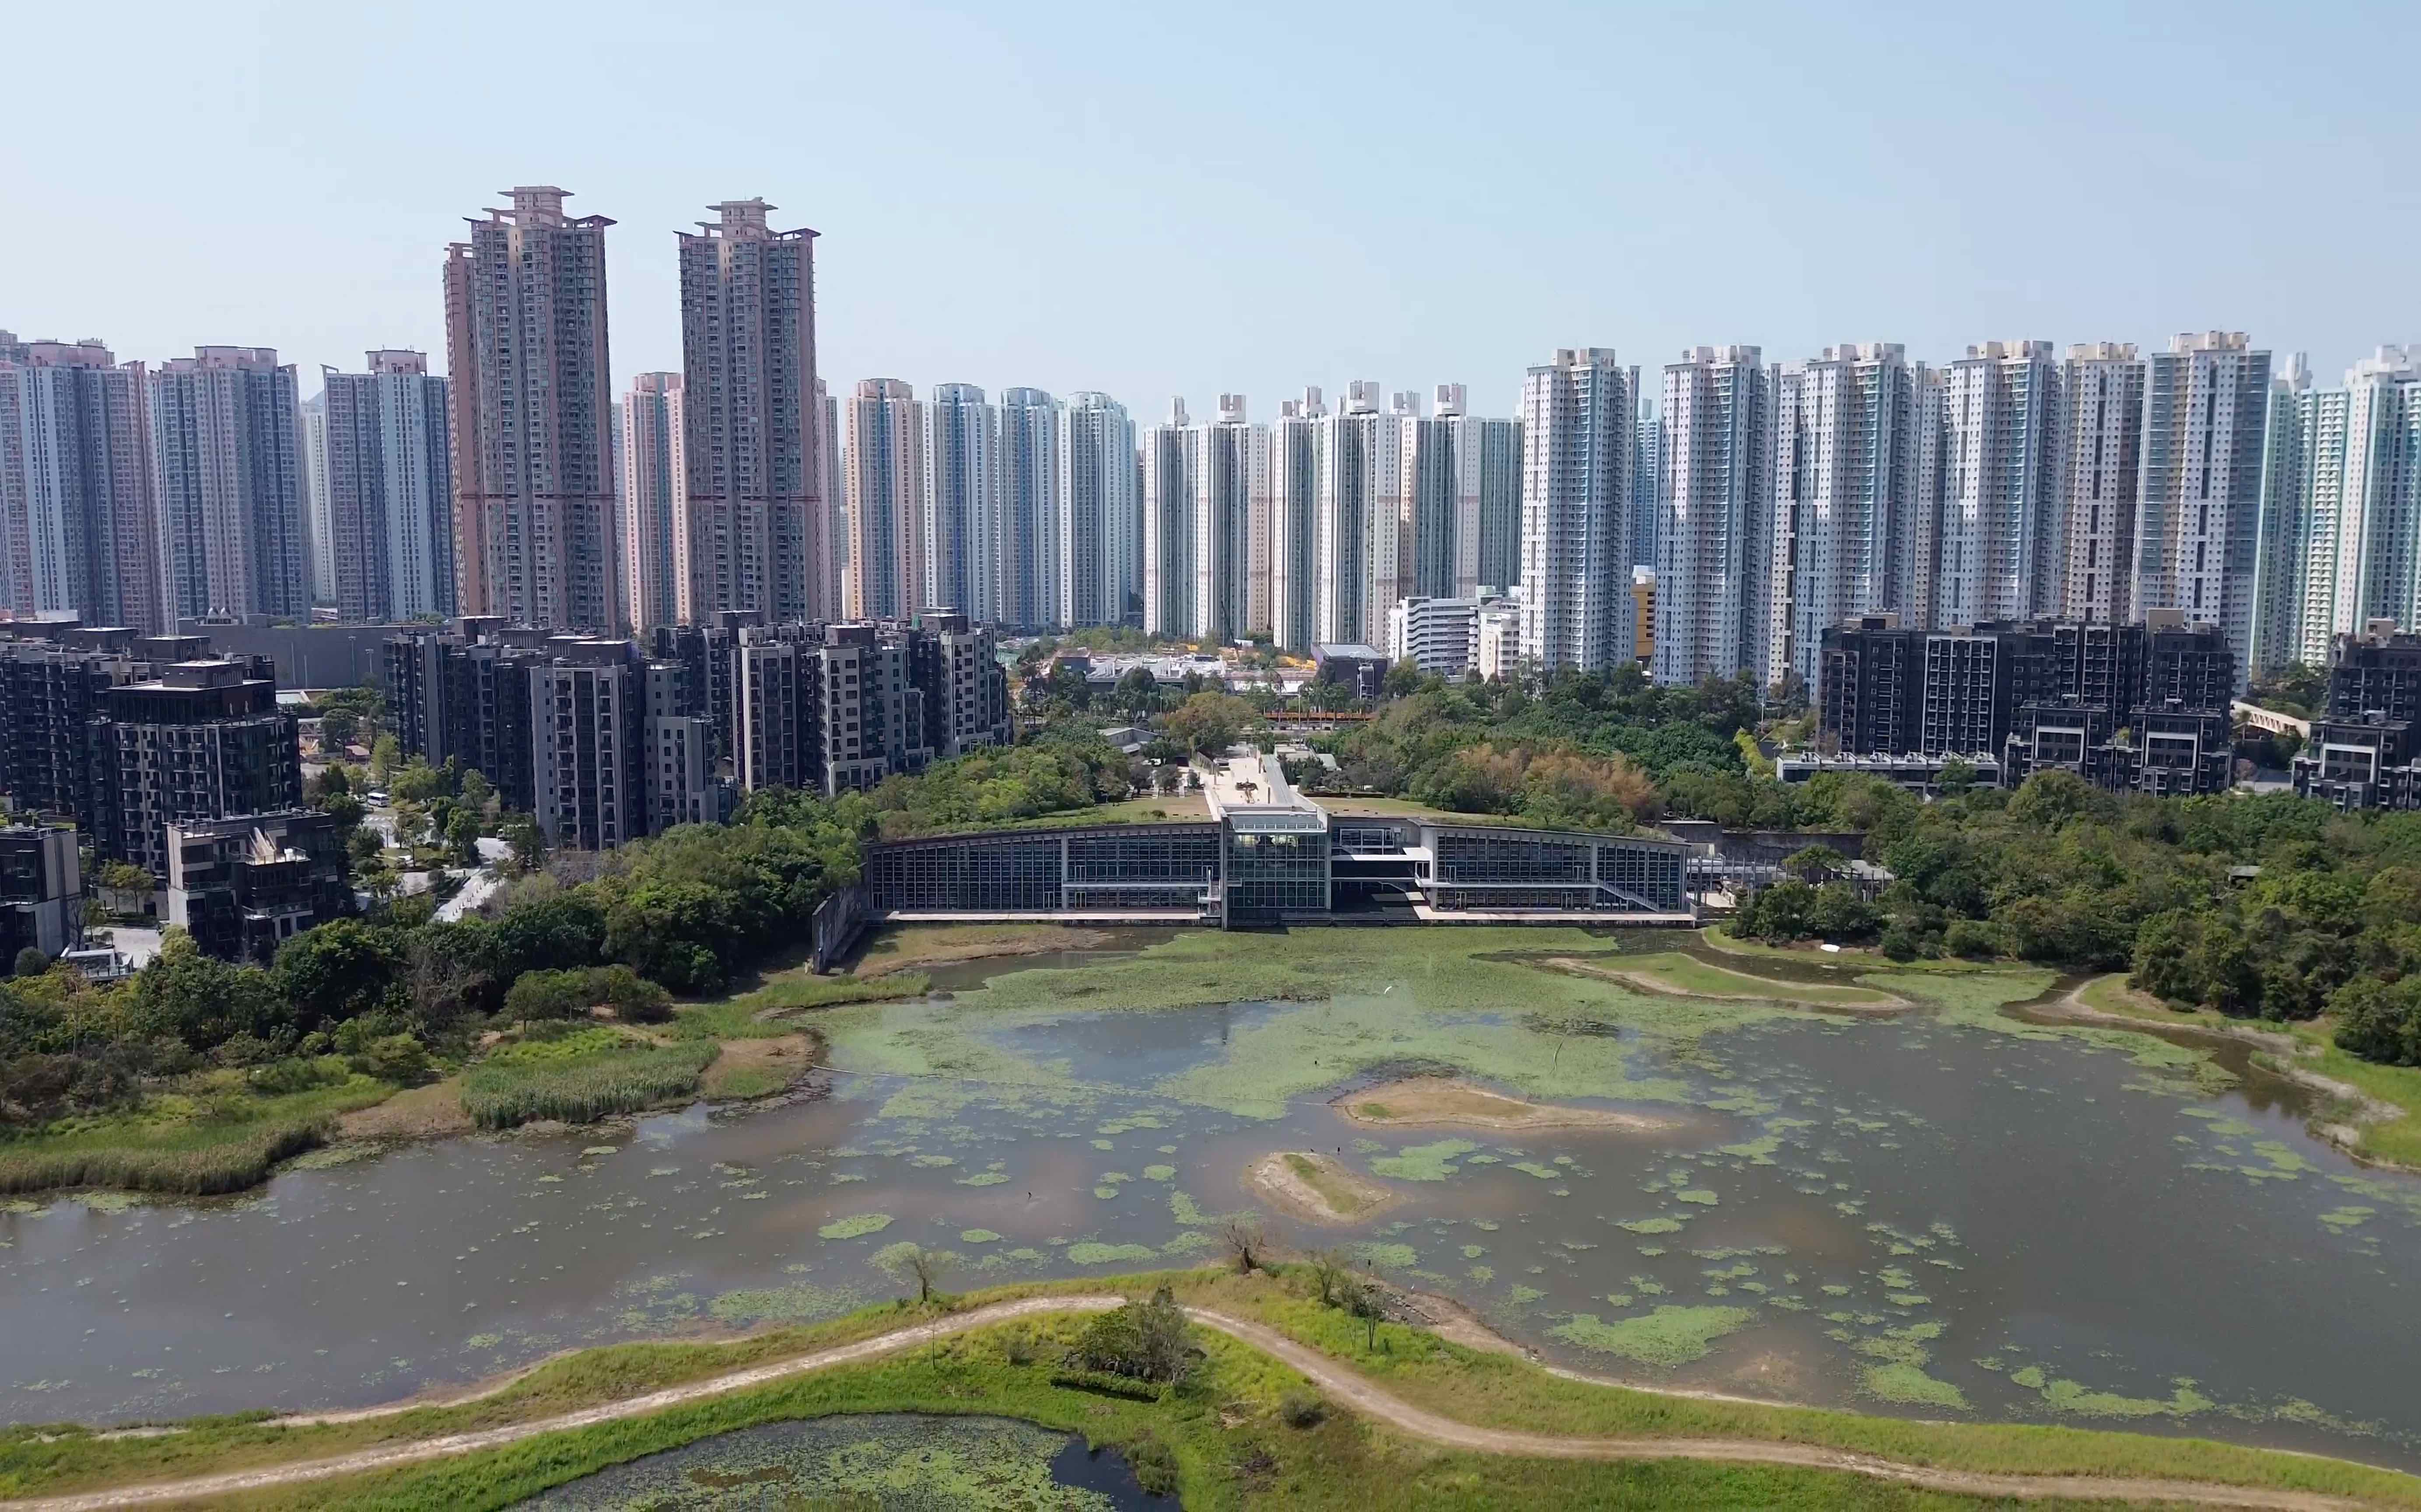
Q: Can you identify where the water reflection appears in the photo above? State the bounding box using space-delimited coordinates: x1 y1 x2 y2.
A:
0 938 2416 1476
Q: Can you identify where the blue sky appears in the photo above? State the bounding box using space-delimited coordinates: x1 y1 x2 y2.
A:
5 0 2414 416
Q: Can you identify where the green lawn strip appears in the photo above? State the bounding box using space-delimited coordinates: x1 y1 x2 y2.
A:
458 1029 718 1130
1697 927 2011 975
1611 952 1900 1007
0 1073 395 1197
9 1268 2416 1508
669 971 928 1042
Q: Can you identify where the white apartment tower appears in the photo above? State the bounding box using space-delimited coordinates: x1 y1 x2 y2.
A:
319 350 456 623
1403 383 1519 602
816 377 845 617
1654 346 1775 688
922 382 995 618
1141 397 1191 637
620 372 686 634
1056 391 1138 627
2130 331 2271 681
1937 340 2061 624
2256 348 2421 670
1631 400 1661 571
1142 395 1267 641
845 378 924 620
2059 342 2148 623
2331 347 2421 640
298 392 336 604
147 346 308 622
1315 381 1410 648
996 387 1060 628
1267 388 1325 651
1519 348 1637 672
1769 343 1932 691
444 186 621 631
1201 394 1270 640
0 335 165 631
675 198 827 624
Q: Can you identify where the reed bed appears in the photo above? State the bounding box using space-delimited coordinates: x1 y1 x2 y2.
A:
460 1038 718 1130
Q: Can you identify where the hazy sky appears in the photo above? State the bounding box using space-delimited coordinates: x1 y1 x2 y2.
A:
6 0 2415 416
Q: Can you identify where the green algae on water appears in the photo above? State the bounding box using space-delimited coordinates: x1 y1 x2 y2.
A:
1369 1138 1479 1182
1549 1304 1757 1367
817 1212 893 1239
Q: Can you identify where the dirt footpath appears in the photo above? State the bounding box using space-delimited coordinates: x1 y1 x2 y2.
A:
4 1298 2380 1512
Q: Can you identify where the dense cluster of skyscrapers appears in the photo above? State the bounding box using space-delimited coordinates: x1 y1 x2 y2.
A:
5 181 2417 707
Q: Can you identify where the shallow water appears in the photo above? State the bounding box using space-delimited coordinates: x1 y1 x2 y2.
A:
4 935 2419 1474
508 1412 1154 1510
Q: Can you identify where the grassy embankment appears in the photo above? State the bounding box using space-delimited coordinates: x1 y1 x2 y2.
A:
848 922 1125 978
466 971 931 1127
0 1065 394 1197
1580 951 1902 1008
5 1266 2417 1511
0 972 931 1195
2077 974 2421 1169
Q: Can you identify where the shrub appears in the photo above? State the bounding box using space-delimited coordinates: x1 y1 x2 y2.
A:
347 1033 432 1086
12 947 48 979
1278 1389 1324 1428
1124 1432 1180 1496
1067 1286 1196 1385
247 1055 353 1096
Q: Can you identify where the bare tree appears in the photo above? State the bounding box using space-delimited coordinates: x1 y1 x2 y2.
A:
1219 1215 1268 1274
875 1243 963 1305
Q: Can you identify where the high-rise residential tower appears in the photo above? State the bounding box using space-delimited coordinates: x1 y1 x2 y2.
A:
444 186 620 631
845 379 923 620
148 346 308 622
2058 342 2148 624
2249 354 2337 672
1056 391 1138 627
1937 340 2061 625
995 387 1059 629
2330 347 2421 640
1267 388 1325 650
1519 348 1637 672
1654 346 1775 688
816 378 845 616
319 350 455 622
1768 343 1932 691
620 372 686 634
0 335 164 630
922 382 994 618
2130 331 2271 682
675 199 827 624
298 392 336 604
1141 399 1193 637
1314 382 1408 648
1198 394 1269 640
1400 384 1518 604
1631 399 1661 571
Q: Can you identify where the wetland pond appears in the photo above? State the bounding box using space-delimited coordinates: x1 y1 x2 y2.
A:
508 1412 1154 1510
5 928 2421 1473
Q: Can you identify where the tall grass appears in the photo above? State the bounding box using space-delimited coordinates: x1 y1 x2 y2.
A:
0 1076 392 1197
460 1039 718 1130
0 1121 323 1196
